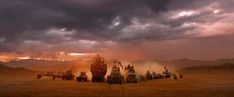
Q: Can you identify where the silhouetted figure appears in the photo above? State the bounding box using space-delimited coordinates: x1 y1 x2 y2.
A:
173 74 177 80
180 73 183 78
37 74 42 79
53 75 56 80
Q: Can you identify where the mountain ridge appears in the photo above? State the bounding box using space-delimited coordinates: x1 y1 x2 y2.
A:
4 58 234 71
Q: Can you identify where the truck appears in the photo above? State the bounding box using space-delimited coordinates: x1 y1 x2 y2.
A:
145 71 153 80
107 64 123 84
62 70 75 80
90 55 107 82
76 72 88 82
125 64 137 83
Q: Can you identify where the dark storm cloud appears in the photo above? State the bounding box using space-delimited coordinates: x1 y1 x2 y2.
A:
0 0 234 60
0 0 170 38
0 0 171 52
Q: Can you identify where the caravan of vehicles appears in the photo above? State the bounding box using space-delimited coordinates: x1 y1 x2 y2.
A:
37 55 182 83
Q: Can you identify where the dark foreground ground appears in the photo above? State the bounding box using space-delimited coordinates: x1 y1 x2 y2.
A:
0 71 234 97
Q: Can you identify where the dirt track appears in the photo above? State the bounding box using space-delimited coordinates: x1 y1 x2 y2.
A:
0 73 234 97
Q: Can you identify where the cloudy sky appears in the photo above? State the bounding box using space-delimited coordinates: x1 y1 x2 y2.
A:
0 0 234 61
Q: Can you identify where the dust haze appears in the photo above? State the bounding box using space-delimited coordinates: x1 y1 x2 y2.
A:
1 0 234 97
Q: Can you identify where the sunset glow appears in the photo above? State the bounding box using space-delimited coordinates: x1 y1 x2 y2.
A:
68 53 93 56
0 1 234 97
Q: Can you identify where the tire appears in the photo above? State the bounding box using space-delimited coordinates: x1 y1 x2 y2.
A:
92 76 96 82
119 81 122 84
134 80 137 83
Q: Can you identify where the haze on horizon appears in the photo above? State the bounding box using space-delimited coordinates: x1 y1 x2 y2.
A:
0 0 234 62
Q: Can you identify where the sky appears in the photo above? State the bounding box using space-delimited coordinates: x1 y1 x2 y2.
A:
0 0 234 62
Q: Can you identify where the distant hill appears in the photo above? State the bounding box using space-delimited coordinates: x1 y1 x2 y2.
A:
5 59 89 72
0 61 4 64
0 63 38 80
180 63 234 73
157 58 234 70
7 59 74 66
185 63 234 69
0 63 13 71
0 63 32 73
4 58 234 72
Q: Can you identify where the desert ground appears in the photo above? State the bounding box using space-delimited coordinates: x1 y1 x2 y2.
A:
0 71 234 97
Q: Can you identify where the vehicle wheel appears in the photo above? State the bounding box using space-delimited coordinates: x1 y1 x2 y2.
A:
92 77 95 82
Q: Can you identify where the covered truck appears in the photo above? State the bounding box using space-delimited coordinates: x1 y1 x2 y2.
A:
107 61 123 84
90 55 107 82
125 64 137 83
76 72 88 82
